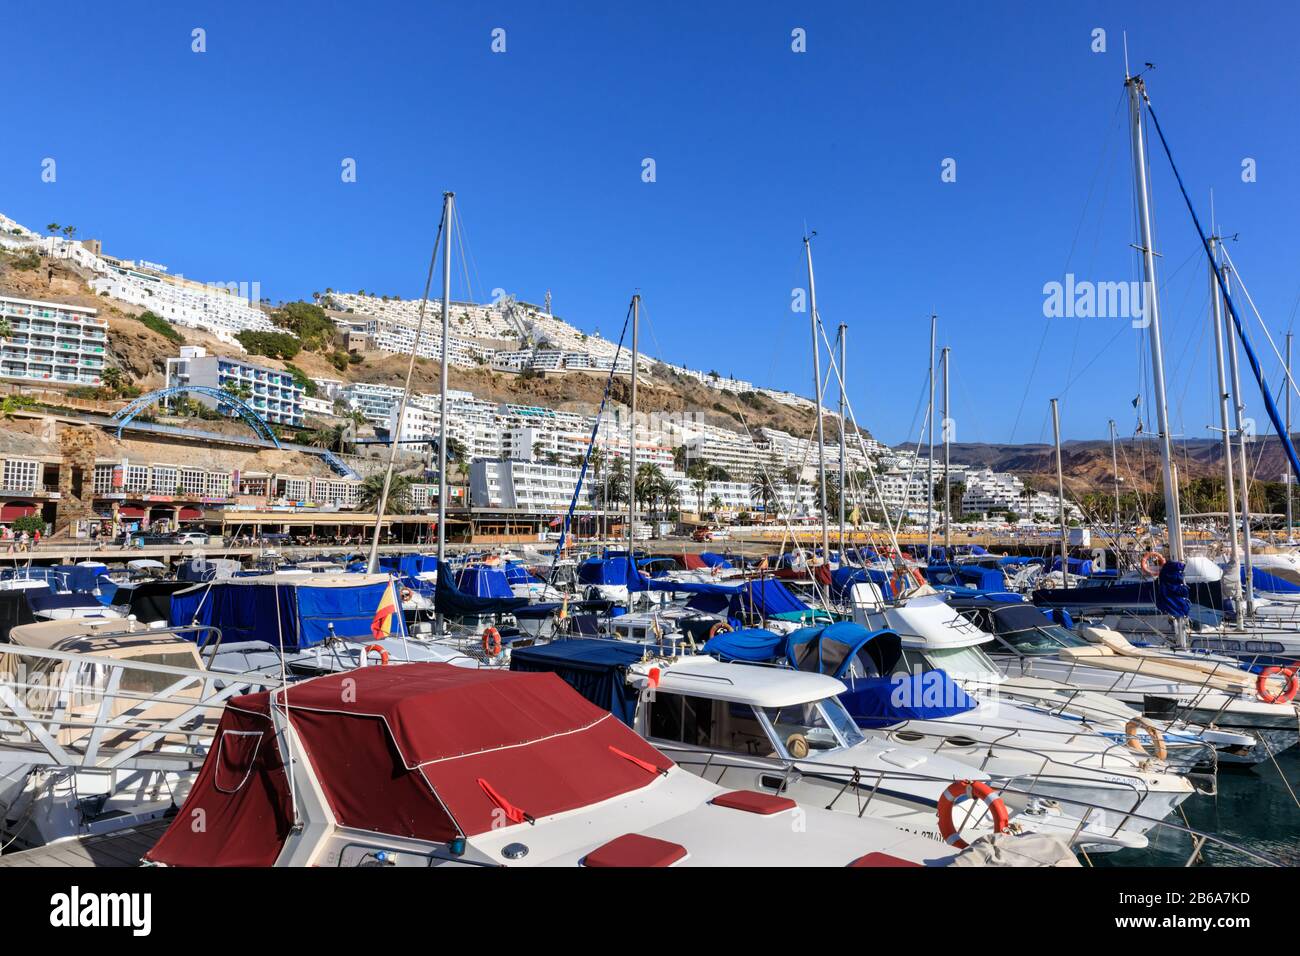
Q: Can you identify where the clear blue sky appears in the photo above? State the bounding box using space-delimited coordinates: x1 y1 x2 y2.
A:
5 1 1299 447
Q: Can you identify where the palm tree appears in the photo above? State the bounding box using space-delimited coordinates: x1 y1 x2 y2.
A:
708 493 724 519
45 223 60 237
687 461 710 515
358 472 413 514
750 471 778 520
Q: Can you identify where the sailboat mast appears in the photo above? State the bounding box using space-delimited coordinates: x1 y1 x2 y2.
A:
942 345 951 552
804 236 830 564
838 323 847 558
1221 262 1256 614
436 193 454 568
1289 332 1294 542
368 191 451 578
926 313 936 562
1209 235 1243 626
1052 398 1068 590
1125 74 1184 644
627 293 639 611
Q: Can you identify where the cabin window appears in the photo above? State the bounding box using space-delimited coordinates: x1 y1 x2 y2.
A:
647 693 771 756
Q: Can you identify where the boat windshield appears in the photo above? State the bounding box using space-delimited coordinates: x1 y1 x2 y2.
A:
989 606 1088 654
915 644 1000 679
760 697 863 756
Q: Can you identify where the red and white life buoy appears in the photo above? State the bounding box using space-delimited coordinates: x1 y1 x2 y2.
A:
1139 551 1166 578
1257 666 1299 704
363 644 389 666
937 779 1009 849
481 626 503 658
707 621 732 639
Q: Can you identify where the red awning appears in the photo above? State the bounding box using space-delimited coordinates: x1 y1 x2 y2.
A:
178 507 203 521
118 507 146 519
0 504 36 521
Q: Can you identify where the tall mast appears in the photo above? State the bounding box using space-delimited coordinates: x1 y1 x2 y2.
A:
1125 74 1184 644
804 235 830 564
837 323 848 559
626 293 639 611
1052 398 1068 589
368 191 451 579
1209 235 1243 626
1289 332 1294 543
942 345 951 551
436 194 454 568
926 313 936 562
1222 262 1256 615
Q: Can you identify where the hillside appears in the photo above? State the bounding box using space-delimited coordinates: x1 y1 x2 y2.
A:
0 247 868 443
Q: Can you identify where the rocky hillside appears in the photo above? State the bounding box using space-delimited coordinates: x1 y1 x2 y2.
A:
0 247 868 443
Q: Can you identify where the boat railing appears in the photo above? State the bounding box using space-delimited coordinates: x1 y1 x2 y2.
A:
0 639 280 776
655 744 1273 867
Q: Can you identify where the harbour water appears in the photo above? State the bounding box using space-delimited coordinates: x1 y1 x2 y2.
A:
1101 748 1300 867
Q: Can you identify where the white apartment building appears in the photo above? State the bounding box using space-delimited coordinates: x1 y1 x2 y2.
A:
0 295 108 388
470 459 595 512
165 347 305 427
90 267 275 339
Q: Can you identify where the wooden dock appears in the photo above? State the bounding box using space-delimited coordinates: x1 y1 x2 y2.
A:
0 819 168 868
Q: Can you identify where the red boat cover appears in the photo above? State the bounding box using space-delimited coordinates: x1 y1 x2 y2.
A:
709 790 797 815
146 664 674 865
681 553 707 570
144 699 293 867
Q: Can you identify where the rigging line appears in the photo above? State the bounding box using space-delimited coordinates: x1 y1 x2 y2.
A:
366 199 446 573
1144 94 1300 486
1218 243 1300 403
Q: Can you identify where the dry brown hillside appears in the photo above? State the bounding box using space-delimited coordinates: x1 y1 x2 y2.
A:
0 249 866 444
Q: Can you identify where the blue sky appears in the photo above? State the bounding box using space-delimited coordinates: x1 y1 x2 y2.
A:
4 1 1299 446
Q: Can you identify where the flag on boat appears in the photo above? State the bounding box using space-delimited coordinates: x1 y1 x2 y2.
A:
371 581 399 640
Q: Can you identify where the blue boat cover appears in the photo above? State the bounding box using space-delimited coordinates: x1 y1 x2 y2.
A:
456 565 513 598
784 621 903 679
1248 565 1300 594
730 577 808 619
435 568 528 618
508 638 647 726
28 591 101 613
1049 557 1095 577
702 627 785 662
840 671 978 729
698 552 732 568
1155 560 1190 618
171 578 404 650
577 557 630 587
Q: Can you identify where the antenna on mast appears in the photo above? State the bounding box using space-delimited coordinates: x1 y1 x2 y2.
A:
1123 30 1130 79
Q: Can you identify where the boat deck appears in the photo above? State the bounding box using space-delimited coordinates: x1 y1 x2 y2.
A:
0 820 168 868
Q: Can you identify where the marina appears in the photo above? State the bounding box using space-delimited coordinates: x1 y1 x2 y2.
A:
3 8 1300 942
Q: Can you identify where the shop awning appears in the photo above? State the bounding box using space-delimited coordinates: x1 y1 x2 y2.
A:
0 504 36 521
118 506 146 519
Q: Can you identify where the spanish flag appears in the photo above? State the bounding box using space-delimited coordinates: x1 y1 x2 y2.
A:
371 582 399 640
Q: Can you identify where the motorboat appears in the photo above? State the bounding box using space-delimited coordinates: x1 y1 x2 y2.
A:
142 663 1026 867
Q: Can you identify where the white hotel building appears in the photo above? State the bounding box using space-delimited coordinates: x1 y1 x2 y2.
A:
0 295 109 387
165 346 305 428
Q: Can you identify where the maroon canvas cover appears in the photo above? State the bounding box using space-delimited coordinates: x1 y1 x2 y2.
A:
150 664 677 864
145 694 293 867
282 664 673 838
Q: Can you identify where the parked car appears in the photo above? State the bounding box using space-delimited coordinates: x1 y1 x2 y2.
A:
174 531 210 545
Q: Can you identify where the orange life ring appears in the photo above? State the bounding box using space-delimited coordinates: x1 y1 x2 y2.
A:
707 621 732 639
889 570 909 597
1124 718 1168 762
363 644 389 666
1139 551 1166 577
400 587 414 604
1257 666 1299 704
937 779 1009 849
482 626 503 657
